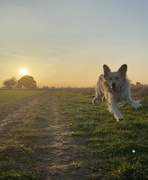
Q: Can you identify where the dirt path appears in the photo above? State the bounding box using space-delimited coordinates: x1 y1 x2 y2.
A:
0 92 100 180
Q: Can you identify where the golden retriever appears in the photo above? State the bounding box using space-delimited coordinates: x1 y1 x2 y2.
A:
92 64 142 121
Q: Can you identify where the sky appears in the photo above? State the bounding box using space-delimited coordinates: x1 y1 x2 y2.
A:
0 0 148 87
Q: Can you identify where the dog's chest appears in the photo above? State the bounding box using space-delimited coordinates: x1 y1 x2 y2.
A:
111 92 125 102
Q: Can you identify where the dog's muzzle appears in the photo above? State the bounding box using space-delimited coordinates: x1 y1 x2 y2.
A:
110 83 118 93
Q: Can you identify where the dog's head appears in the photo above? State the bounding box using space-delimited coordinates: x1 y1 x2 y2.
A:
103 64 127 93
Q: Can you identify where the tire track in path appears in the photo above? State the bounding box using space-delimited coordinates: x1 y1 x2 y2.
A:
36 92 96 180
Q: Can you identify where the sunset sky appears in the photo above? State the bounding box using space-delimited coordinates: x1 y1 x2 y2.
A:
0 0 148 87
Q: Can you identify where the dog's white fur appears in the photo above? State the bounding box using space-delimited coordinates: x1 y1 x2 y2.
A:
92 64 142 121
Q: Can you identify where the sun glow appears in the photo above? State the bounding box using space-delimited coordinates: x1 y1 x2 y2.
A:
20 68 28 76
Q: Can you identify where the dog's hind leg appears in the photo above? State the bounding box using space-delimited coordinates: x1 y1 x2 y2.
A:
92 76 104 105
92 88 104 105
92 93 99 105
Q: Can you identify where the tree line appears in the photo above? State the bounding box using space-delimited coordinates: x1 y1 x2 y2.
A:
2 75 37 89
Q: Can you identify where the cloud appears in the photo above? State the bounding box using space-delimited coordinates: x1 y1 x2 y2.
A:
0 52 28 59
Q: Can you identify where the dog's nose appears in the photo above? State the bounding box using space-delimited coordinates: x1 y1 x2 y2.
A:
112 82 116 89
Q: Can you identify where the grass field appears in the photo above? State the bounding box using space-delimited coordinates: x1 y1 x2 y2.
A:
0 89 148 179
0 90 47 107
58 90 148 179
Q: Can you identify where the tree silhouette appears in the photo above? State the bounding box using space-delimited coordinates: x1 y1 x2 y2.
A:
3 77 17 89
18 75 37 89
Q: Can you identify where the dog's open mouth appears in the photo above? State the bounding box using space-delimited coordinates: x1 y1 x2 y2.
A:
109 83 119 93
110 86 118 93
110 88 116 93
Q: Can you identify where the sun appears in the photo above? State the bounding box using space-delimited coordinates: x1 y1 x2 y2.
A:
20 68 28 76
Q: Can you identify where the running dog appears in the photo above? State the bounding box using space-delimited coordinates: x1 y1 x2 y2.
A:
92 64 142 121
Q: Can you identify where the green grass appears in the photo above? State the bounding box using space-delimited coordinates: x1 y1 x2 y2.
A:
0 89 147 179
0 89 47 107
57 90 148 180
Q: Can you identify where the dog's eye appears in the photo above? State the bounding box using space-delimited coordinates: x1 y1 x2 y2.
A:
116 77 119 80
109 77 112 81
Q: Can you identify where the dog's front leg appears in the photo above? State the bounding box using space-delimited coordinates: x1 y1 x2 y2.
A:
108 100 124 121
125 97 142 109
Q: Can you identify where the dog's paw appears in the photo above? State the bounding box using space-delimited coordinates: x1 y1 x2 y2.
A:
133 103 142 109
118 117 124 121
114 115 124 121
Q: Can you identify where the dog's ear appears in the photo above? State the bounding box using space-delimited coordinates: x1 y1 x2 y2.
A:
103 64 111 78
118 64 127 76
